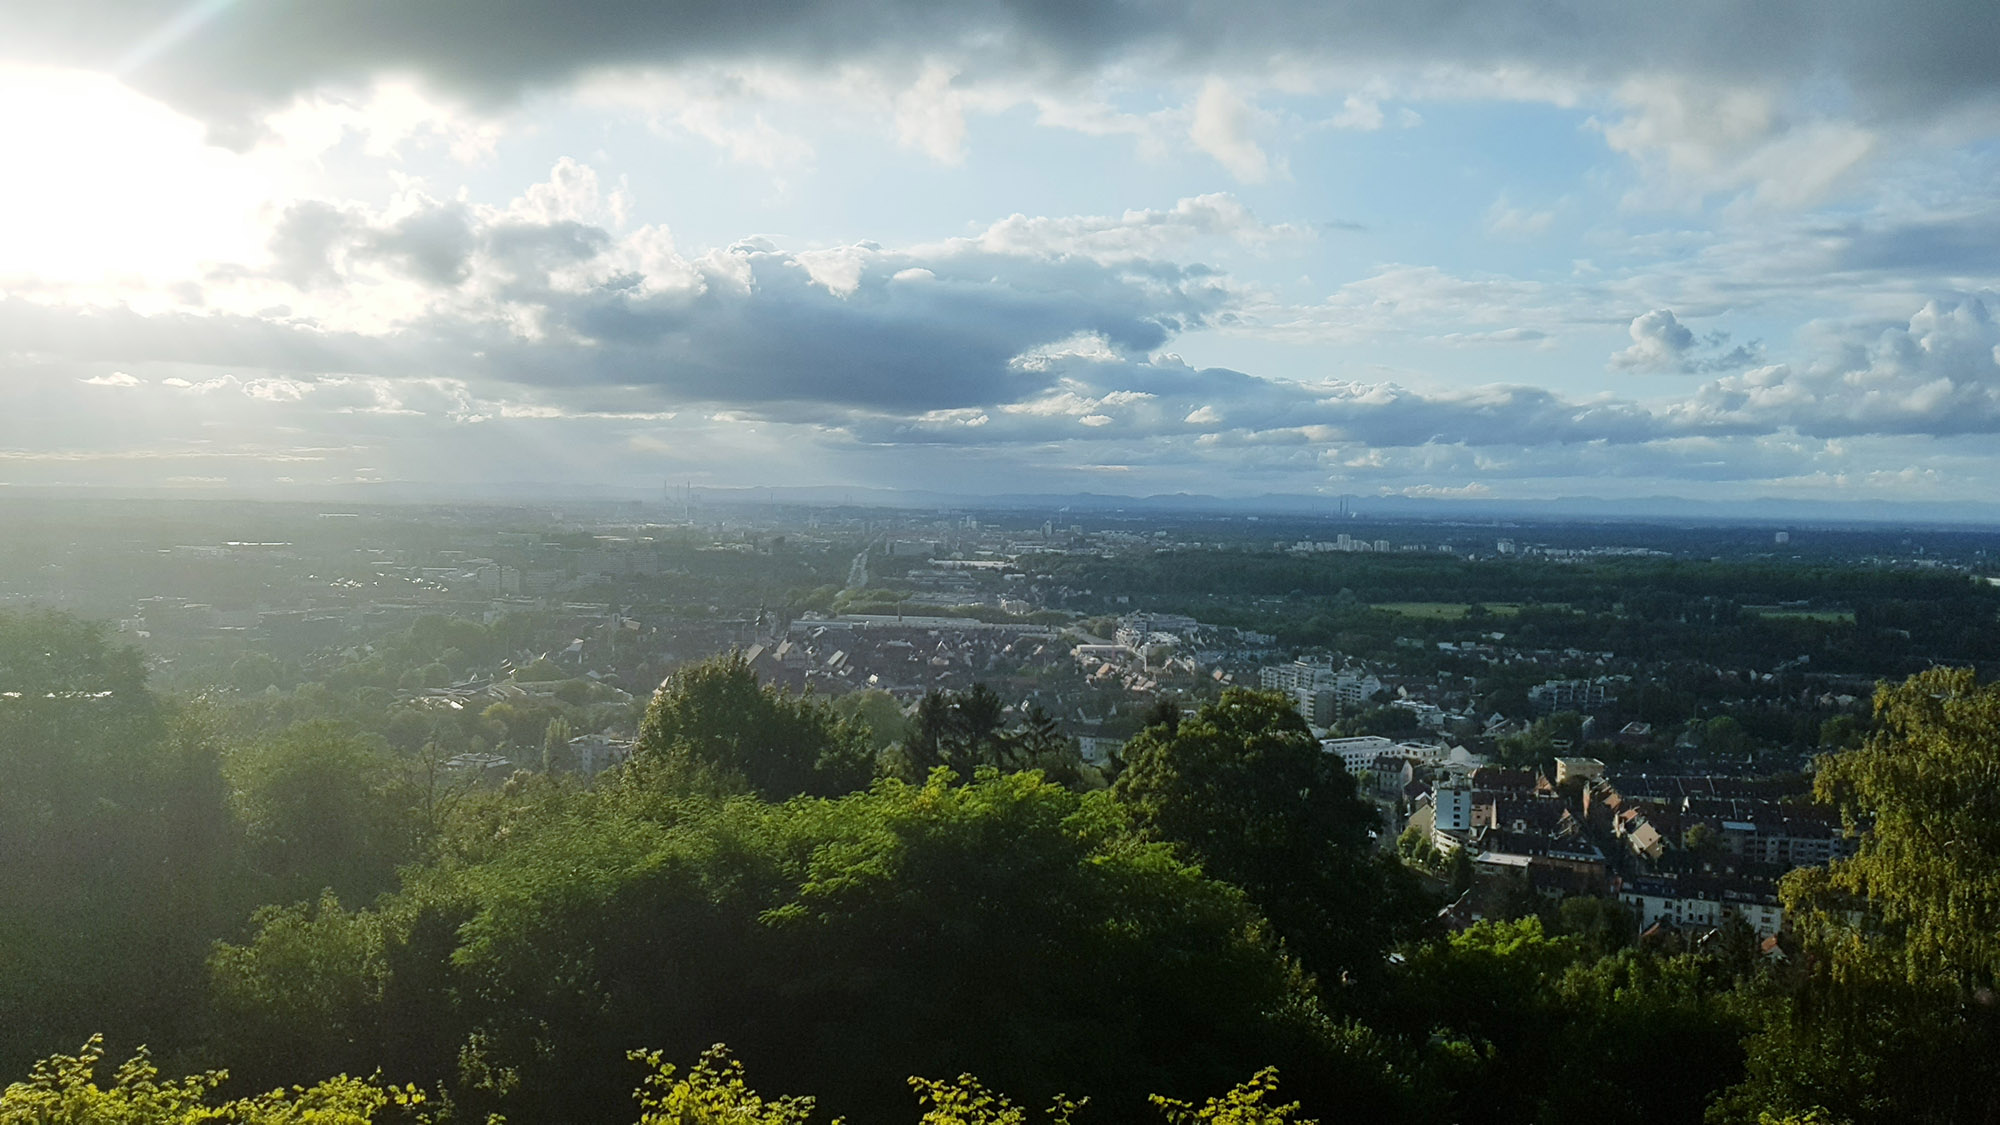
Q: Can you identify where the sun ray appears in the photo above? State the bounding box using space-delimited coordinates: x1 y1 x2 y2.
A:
116 0 245 75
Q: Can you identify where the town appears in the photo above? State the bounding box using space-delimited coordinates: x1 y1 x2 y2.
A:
6 491 1996 960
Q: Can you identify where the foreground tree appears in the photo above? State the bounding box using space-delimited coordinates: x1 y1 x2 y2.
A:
1719 667 2000 1125
227 720 421 906
209 769 1324 1123
3 1038 1314 1125
0 612 238 1078
635 653 875 799
0 1036 436 1125
1114 689 1431 984
894 688 1096 789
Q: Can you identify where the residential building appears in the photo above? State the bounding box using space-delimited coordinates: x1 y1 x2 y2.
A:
1620 874 1786 937
1554 756 1606 785
1528 678 1610 714
1434 775 1474 850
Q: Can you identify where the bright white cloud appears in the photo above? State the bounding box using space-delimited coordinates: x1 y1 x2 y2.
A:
1189 79 1271 183
1611 309 1758 374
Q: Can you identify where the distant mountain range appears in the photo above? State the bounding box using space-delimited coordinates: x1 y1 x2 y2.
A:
11 479 1999 528
640 484 2000 527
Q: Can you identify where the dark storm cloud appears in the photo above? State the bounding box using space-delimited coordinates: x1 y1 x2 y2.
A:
361 203 480 287
17 198 1230 413
482 244 1206 409
268 201 358 289
484 220 615 280
1824 210 2000 276
8 1 1999 135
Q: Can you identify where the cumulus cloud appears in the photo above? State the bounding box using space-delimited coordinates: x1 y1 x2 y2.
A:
1611 309 1759 373
13 109 2000 503
11 170 1246 417
1674 293 2000 437
1611 308 1696 369
27 164 2000 487
838 348 1674 453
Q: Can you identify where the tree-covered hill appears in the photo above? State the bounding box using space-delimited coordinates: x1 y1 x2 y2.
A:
4 609 1999 1123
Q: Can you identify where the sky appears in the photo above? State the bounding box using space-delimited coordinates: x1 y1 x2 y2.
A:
2 1 2000 503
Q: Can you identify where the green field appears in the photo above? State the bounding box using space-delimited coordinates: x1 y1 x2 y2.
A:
1372 601 1524 619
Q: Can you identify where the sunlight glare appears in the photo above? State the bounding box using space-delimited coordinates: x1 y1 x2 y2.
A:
0 65 272 294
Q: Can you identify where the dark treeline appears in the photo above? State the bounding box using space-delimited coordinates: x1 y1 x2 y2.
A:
1056 551 2000 672
2 610 1998 1124
1058 551 1987 608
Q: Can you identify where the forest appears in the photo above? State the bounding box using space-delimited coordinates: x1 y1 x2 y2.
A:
1054 551 2000 674
2 608 1997 1124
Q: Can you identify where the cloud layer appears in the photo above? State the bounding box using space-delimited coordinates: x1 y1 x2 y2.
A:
16 0 1999 122
8 146 2000 499
4 4 2000 502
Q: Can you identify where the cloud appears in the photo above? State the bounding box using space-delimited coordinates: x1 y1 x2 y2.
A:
1485 196 1555 238
1435 328 1551 347
3 1 1987 121
11 171 1245 417
967 193 1312 262
1190 79 1272 183
1256 266 1567 345
1611 308 1696 369
1674 293 2000 437
269 201 361 289
1596 76 1878 209
34 169 2000 485
1325 93 1387 131
840 350 1675 452
361 201 479 286
1391 482 1492 498
1611 309 1758 373
13 110 2000 504
3 0 1993 198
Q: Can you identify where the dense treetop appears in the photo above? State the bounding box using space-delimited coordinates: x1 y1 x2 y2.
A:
5 608 2000 1124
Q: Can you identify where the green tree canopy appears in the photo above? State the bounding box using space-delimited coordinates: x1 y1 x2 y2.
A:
634 652 875 800
226 721 421 906
1114 689 1430 983
0 612 237 1079
209 770 1305 1123
1720 667 2000 1125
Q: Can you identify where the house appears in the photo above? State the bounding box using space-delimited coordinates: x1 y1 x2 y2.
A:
1614 721 1654 747
1470 766 1538 793
566 733 634 778
1619 873 1785 937
1370 753 1416 797
1554 756 1606 785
